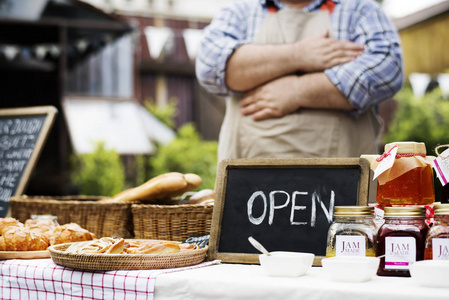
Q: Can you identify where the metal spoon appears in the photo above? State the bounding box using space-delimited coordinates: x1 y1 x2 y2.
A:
248 236 271 256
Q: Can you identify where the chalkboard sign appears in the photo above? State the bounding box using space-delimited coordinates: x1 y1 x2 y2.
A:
208 158 370 266
0 106 57 217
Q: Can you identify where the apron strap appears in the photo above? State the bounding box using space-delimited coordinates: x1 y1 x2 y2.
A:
266 0 335 14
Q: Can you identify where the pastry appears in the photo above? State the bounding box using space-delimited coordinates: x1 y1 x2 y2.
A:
124 241 180 254
179 243 200 250
0 217 24 235
0 227 48 251
25 218 57 245
76 237 125 254
51 223 96 245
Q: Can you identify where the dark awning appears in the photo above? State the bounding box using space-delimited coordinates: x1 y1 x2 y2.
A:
0 0 132 70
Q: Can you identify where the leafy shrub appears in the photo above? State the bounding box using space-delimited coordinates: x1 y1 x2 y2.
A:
149 123 218 190
70 142 125 196
144 97 178 129
383 85 449 154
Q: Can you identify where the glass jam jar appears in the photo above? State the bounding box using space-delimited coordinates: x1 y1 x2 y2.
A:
424 203 449 260
326 206 377 257
441 184 449 204
376 206 428 277
375 142 435 206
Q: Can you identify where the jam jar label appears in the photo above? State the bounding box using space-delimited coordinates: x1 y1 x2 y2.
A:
385 236 416 269
336 235 366 256
373 145 398 180
433 147 449 186
432 238 449 260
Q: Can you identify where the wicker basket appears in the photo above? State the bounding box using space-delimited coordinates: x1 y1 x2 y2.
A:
9 195 133 238
49 242 208 271
132 204 213 242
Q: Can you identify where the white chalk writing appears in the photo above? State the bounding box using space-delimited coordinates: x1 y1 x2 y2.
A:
247 189 335 227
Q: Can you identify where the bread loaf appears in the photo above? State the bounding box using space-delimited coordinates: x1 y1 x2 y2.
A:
50 223 96 245
0 227 48 251
185 189 215 204
108 172 202 203
75 237 125 254
125 241 180 254
0 217 96 251
25 219 57 245
0 217 23 235
71 238 203 255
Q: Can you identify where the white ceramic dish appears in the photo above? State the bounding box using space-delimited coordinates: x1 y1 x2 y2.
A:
259 251 314 277
410 260 449 288
321 256 380 282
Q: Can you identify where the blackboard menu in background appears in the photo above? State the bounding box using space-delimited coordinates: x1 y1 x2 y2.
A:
0 106 57 217
209 158 370 266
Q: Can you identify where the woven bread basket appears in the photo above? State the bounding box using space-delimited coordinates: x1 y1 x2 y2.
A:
132 204 213 242
49 242 208 271
9 195 133 238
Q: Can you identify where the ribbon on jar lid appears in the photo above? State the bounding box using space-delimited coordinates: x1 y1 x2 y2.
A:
376 144 426 162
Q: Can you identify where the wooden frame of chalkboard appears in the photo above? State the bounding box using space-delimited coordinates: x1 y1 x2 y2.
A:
0 106 58 217
208 157 370 266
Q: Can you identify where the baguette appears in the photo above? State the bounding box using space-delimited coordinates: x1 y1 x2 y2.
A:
110 172 202 203
183 173 202 192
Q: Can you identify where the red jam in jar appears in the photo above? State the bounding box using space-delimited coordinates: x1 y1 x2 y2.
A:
376 142 435 206
376 207 428 277
424 203 449 260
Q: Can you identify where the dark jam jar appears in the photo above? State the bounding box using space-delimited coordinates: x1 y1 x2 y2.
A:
424 203 449 260
441 184 449 204
376 206 428 277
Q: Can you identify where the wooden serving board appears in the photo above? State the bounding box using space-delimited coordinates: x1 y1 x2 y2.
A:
0 250 50 259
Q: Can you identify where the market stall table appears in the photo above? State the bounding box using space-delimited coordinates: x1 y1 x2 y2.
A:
1 258 448 300
0 258 219 299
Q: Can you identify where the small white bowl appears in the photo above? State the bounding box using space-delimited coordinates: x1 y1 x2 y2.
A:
259 251 315 277
321 256 380 282
410 260 449 288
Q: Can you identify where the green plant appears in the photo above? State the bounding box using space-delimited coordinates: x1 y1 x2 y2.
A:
144 97 178 129
134 154 148 186
383 85 449 154
70 141 125 196
149 123 218 190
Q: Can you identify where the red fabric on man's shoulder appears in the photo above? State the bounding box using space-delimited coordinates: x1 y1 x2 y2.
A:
320 0 335 14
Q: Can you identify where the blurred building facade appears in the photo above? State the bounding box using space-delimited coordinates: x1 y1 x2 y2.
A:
79 0 232 141
0 0 133 195
393 1 449 98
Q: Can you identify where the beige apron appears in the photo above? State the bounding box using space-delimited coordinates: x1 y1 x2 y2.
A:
218 8 381 162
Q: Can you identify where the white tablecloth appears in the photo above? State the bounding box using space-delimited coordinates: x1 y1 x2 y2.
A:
155 263 449 300
0 258 220 300
1 258 448 300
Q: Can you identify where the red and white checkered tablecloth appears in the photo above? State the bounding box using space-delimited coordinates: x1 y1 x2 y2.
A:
0 258 221 300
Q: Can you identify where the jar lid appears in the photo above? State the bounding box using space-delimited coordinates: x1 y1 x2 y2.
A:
384 206 426 217
334 206 374 216
384 142 426 155
434 203 449 215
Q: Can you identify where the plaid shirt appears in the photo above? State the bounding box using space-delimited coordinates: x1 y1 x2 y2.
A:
195 0 404 116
